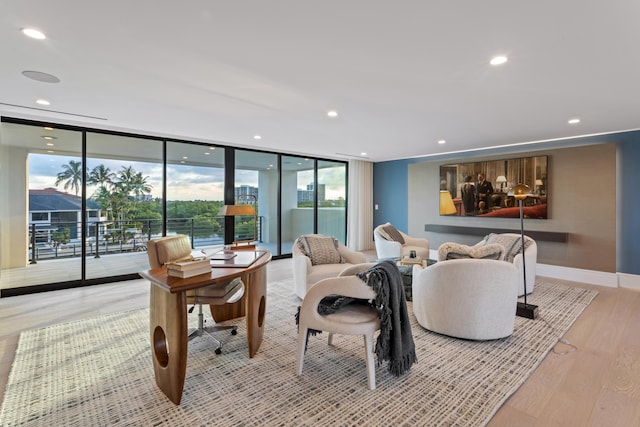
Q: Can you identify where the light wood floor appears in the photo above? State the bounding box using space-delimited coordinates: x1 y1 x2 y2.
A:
1 257 639 425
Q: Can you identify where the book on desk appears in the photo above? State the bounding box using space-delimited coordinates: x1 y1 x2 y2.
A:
165 256 211 278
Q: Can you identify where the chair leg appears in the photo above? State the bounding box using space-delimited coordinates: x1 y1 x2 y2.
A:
296 327 308 375
188 304 237 355
363 333 376 390
328 332 334 346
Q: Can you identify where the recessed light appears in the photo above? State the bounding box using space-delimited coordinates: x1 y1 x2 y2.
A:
209 146 215 150
568 118 581 124
438 140 446 145
36 99 50 106
490 56 508 66
21 28 46 40
41 135 57 140
46 142 54 147
254 135 262 140
327 110 338 118
46 150 54 153
43 126 54 131
204 152 210 155
361 152 367 156
182 156 188 160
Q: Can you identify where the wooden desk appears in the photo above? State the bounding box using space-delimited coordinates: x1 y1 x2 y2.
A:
139 250 271 404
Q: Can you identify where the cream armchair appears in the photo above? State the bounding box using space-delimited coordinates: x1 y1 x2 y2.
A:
292 234 367 299
374 223 429 260
412 259 518 340
473 233 537 296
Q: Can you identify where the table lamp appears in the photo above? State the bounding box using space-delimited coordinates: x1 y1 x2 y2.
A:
218 204 257 249
496 175 507 192
513 183 538 319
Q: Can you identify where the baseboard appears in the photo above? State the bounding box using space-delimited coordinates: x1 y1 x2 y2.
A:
427 249 640 290
618 273 640 291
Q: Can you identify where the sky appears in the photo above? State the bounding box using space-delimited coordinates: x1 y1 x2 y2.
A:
28 153 345 201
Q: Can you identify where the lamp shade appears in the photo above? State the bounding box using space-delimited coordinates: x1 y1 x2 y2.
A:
496 175 507 183
512 183 530 200
439 191 457 215
535 179 543 186
218 204 256 216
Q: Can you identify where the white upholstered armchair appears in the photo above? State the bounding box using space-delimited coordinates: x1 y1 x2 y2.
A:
412 259 518 340
373 223 429 260
292 234 367 299
473 233 537 296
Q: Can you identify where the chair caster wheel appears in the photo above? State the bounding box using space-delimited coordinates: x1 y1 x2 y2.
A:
215 348 222 355
231 329 238 335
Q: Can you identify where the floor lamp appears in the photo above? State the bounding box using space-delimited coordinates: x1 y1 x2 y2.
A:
513 183 539 319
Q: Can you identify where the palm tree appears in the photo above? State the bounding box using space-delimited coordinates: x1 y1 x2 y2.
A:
55 160 84 196
88 164 115 194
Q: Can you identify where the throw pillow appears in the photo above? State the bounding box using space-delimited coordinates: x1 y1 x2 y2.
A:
297 235 344 266
481 233 533 263
438 242 505 261
380 224 406 245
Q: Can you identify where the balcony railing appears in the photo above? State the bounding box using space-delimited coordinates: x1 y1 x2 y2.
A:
28 217 263 262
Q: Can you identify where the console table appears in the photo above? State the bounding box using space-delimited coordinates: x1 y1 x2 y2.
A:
139 250 271 404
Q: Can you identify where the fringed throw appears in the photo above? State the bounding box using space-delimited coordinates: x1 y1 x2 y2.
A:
357 261 417 376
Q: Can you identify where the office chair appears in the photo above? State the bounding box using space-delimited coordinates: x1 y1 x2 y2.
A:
146 235 244 354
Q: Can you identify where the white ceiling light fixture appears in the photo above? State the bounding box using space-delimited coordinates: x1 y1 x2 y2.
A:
36 99 50 106
490 55 508 66
254 135 262 140
327 110 338 118
438 139 446 144
568 118 581 124
360 152 367 156
21 28 46 40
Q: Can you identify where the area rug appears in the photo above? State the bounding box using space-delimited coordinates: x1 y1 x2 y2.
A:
0 279 597 426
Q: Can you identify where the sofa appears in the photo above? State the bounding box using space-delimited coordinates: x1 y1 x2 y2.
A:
292 234 367 299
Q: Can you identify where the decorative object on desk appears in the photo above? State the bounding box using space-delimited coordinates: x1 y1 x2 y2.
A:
439 190 457 215
0 279 597 426
209 249 267 268
165 256 211 278
218 199 257 249
535 179 544 195
496 175 507 192
513 183 539 319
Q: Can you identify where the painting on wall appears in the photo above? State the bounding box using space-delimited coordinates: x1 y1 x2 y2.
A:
439 155 548 219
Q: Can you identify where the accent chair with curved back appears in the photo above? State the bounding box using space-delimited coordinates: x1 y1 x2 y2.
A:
296 263 380 390
146 235 244 354
412 259 518 340
373 222 430 260
292 234 367 299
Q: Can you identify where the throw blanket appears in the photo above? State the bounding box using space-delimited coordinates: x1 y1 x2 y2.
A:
296 261 417 376
356 261 417 376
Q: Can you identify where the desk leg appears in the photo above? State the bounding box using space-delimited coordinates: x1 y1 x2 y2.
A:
149 284 187 405
246 266 267 358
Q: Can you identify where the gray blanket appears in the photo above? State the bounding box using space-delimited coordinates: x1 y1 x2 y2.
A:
357 261 417 376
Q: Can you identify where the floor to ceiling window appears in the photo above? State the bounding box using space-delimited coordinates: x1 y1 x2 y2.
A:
235 149 279 255
317 160 347 244
166 141 225 250
85 132 163 280
0 117 348 295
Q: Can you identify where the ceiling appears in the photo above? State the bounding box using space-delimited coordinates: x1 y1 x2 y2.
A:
2 1 639 163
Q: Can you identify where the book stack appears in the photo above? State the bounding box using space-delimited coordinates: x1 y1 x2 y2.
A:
165 257 211 278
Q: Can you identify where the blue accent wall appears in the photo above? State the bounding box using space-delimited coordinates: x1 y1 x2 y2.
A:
373 159 411 232
373 132 640 275
618 136 640 274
